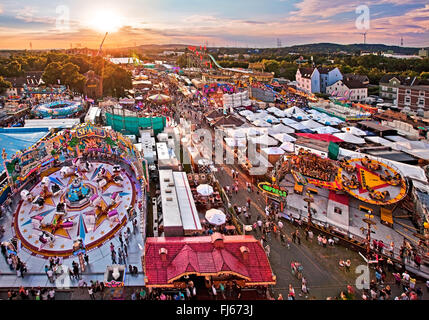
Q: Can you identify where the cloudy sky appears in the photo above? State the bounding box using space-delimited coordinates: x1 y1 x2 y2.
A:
0 0 428 49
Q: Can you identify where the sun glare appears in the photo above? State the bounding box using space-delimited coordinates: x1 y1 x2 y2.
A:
89 10 123 33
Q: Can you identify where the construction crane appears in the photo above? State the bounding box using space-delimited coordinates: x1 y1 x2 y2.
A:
97 32 108 98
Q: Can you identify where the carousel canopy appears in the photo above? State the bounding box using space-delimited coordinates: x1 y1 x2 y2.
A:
147 94 171 103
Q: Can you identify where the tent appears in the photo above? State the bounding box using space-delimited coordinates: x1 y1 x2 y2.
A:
281 118 298 126
313 126 340 134
365 136 393 146
147 94 171 103
224 137 247 148
252 119 272 127
249 135 279 146
341 127 367 136
301 119 325 130
286 122 309 131
268 124 295 135
279 141 295 152
333 132 366 144
263 115 281 124
283 106 308 118
271 133 296 143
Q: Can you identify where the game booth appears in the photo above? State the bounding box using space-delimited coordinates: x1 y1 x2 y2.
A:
3 123 147 257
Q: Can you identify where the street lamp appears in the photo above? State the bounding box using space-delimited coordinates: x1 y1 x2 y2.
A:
362 214 376 259
303 191 314 228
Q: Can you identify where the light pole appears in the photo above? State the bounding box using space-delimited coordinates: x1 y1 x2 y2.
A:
363 214 376 259
303 191 314 228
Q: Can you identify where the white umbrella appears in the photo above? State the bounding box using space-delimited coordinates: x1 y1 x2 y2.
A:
197 184 214 196
205 209 226 226
198 159 213 166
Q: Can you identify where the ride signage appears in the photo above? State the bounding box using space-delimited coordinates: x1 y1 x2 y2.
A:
258 182 288 198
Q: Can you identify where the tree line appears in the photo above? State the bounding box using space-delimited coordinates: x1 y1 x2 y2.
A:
0 51 132 97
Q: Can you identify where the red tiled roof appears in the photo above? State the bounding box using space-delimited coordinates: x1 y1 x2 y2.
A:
144 235 275 286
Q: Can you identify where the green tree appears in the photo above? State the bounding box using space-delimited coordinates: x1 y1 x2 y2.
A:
0 76 11 94
5 60 22 77
42 62 63 85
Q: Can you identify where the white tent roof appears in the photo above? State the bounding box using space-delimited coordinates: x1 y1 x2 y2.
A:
249 135 279 146
286 122 309 131
333 132 366 144
365 136 393 145
385 135 411 142
268 123 295 134
227 128 246 138
405 149 429 160
283 106 308 117
313 126 341 134
281 118 298 125
252 119 272 127
301 119 324 129
292 114 309 121
224 137 247 147
263 115 281 124
279 141 295 152
267 107 281 113
341 127 367 136
261 147 285 155
271 133 297 143
239 110 254 117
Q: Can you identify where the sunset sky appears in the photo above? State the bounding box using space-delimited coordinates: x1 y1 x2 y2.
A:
0 0 428 50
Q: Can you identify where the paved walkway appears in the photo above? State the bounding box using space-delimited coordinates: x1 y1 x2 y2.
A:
213 162 429 299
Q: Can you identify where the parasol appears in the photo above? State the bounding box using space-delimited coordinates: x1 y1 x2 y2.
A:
197 184 214 196
205 208 226 226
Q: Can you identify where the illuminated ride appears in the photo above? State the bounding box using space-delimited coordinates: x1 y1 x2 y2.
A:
7 123 146 257
273 150 407 206
33 100 84 119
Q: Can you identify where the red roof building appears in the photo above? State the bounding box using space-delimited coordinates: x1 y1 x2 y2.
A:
144 234 276 288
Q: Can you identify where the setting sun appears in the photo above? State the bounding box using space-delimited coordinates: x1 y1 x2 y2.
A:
88 10 123 33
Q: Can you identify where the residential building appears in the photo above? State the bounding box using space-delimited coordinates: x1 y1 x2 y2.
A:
295 67 320 94
318 67 343 93
398 85 429 112
326 78 368 102
379 75 416 103
4 71 44 96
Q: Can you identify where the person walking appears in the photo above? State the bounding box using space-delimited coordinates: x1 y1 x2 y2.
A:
88 287 95 300
124 243 128 259
118 233 123 247
133 219 138 234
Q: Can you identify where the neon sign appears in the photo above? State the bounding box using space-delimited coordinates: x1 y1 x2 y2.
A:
76 125 106 139
258 182 288 198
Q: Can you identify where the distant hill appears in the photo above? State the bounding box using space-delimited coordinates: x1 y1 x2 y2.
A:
278 43 421 55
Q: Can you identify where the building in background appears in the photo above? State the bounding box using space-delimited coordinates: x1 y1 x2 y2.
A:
397 85 429 113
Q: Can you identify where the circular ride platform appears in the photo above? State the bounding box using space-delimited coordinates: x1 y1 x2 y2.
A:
33 100 83 118
338 157 407 206
13 161 136 257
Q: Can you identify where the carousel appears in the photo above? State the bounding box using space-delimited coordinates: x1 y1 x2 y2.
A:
32 100 84 119
338 156 407 206
5 123 147 257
